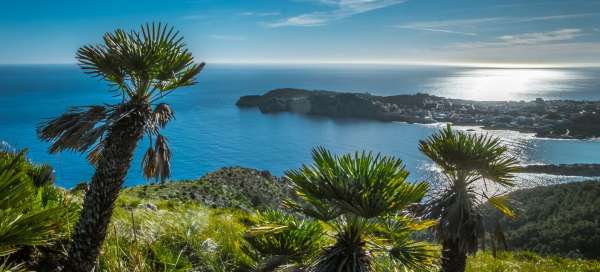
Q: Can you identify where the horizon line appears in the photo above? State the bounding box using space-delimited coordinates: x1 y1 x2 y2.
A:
2 60 600 69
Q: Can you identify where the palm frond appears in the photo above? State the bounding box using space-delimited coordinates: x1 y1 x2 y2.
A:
486 195 515 219
37 106 108 154
0 259 26 272
389 240 437 271
152 103 175 129
0 207 69 253
28 164 55 187
76 22 204 101
0 151 75 256
86 139 106 165
285 147 428 219
246 210 324 267
377 214 438 236
141 134 171 181
282 197 340 221
418 124 519 187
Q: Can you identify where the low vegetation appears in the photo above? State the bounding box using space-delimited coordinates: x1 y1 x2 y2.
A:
1 147 599 271
467 251 600 272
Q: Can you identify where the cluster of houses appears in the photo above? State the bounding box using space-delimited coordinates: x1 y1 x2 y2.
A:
387 96 600 137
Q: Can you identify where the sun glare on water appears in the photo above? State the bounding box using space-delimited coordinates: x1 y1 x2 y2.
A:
428 68 586 101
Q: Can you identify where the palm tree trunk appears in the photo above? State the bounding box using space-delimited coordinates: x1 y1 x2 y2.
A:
63 110 145 272
441 239 467 272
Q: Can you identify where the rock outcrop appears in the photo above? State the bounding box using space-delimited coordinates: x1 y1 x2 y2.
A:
237 88 436 123
125 167 292 210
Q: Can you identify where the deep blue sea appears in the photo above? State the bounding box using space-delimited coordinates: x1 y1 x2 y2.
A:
1 64 600 188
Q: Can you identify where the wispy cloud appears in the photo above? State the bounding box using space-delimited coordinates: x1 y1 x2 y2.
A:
518 13 599 22
239 11 280 17
209 34 247 41
266 0 405 27
397 13 597 35
498 29 582 45
452 29 583 48
403 28 477 36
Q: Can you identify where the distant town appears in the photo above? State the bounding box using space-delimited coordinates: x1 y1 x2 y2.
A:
238 88 600 139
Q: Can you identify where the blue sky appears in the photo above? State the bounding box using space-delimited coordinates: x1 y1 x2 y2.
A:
1 0 599 66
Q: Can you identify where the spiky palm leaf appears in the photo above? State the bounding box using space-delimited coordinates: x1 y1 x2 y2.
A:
28 164 55 188
246 210 325 271
419 125 519 187
0 260 26 272
286 147 429 219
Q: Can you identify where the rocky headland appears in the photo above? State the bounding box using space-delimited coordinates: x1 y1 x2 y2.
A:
237 88 600 139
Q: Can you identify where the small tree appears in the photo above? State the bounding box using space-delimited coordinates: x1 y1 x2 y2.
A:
38 23 204 271
248 147 436 271
419 125 519 272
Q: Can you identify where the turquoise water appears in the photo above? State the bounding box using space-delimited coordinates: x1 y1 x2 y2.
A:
1 64 599 188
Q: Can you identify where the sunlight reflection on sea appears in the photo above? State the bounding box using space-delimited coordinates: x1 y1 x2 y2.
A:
427 68 592 101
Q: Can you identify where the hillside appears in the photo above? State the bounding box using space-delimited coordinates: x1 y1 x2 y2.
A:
123 167 292 211
114 176 600 271
123 168 600 260
489 180 600 259
114 169 600 271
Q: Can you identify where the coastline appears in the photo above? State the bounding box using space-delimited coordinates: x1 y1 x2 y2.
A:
237 88 600 140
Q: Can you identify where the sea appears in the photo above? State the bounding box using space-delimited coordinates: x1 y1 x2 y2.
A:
1 64 599 188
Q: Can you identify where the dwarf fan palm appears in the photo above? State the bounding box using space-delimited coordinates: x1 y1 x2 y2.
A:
0 150 77 265
37 23 204 271
249 147 435 271
418 125 520 272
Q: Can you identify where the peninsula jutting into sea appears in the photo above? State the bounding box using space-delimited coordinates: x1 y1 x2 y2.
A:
238 88 600 139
